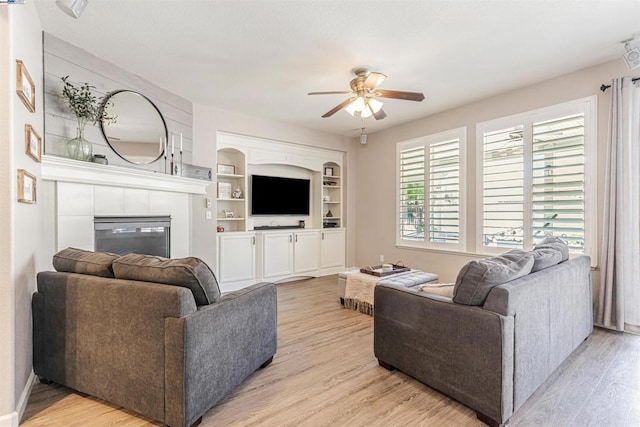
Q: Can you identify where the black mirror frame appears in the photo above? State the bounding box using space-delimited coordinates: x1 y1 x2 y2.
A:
100 90 168 165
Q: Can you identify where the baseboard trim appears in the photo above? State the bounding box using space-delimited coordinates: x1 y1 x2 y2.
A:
0 411 18 427
15 371 37 425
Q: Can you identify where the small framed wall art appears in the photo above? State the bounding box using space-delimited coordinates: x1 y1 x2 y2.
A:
217 164 236 175
24 124 41 162
17 169 36 204
16 60 35 113
324 167 334 177
217 182 232 199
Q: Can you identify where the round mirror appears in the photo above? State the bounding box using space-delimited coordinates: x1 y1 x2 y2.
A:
100 90 168 164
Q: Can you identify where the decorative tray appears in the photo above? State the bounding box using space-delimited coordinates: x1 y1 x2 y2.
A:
360 263 410 277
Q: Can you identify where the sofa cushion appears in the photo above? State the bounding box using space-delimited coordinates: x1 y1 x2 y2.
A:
113 254 220 305
453 249 534 306
534 236 569 262
53 247 119 278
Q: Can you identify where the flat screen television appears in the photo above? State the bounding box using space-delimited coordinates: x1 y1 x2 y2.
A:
251 175 310 216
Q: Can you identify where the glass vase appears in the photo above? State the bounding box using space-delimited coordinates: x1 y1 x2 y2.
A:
67 124 93 161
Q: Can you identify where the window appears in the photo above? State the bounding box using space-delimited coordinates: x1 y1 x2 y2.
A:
397 128 466 251
477 97 596 259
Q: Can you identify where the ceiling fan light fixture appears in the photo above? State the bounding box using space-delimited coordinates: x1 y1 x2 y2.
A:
344 99 358 116
367 98 383 113
56 0 88 18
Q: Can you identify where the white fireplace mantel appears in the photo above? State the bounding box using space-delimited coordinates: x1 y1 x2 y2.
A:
42 155 210 194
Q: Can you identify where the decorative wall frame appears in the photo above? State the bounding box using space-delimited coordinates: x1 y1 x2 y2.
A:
17 169 37 204
16 60 35 113
324 167 334 177
24 124 42 162
217 164 236 175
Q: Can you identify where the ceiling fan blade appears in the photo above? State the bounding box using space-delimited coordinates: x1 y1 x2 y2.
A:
373 108 387 120
363 72 387 90
374 90 425 102
322 98 354 118
308 91 352 95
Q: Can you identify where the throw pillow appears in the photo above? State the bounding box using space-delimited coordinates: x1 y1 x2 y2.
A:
113 254 221 306
530 247 563 273
53 247 119 278
453 249 534 306
535 236 569 262
418 283 455 298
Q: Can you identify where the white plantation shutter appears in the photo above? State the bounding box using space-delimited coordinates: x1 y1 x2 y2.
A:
481 126 524 249
532 114 585 251
398 128 465 250
478 97 595 258
399 146 425 241
429 139 461 244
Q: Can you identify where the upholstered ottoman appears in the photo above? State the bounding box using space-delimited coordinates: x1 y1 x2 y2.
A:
338 269 439 305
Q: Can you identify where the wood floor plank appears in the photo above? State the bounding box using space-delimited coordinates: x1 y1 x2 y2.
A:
21 276 640 426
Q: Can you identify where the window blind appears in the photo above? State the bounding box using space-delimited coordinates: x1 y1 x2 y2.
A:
399 146 425 241
482 126 524 249
429 139 460 243
532 113 585 251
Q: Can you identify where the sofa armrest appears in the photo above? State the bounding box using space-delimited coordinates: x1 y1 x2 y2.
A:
374 284 514 424
164 282 277 427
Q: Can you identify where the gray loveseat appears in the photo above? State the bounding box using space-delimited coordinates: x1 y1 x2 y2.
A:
374 244 592 427
32 248 277 427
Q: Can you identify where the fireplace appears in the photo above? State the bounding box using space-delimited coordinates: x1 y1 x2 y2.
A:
94 216 171 257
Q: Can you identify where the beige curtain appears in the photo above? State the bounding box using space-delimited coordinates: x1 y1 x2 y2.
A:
597 77 640 332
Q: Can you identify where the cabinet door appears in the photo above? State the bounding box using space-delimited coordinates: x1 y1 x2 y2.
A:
294 231 320 275
218 233 256 283
263 232 293 279
321 229 345 269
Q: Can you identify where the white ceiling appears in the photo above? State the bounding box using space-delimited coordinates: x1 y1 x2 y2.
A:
33 0 640 137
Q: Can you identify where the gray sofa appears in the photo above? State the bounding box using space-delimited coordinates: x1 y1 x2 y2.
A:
32 248 277 427
374 249 592 427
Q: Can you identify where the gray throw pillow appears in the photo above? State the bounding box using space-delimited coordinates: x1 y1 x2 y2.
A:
453 249 534 306
535 236 569 262
530 247 563 272
53 247 119 278
113 254 221 306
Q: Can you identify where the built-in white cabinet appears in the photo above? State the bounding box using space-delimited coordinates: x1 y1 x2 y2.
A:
261 230 320 281
215 133 346 288
293 230 320 274
217 232 256 290
262 232 294 279
320 228 346 275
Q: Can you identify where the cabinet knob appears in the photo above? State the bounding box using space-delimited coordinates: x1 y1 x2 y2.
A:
322 232 324 240
252 236 255 245
289 235 292 243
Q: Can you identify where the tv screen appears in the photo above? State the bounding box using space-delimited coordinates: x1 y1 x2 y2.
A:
251 175 310 215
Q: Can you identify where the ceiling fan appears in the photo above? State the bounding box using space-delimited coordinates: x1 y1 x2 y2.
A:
308 68 425 120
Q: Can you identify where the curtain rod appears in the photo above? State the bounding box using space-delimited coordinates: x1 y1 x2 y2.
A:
600 77 640 92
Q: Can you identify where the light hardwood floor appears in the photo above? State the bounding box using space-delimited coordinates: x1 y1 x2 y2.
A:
22 275 640 426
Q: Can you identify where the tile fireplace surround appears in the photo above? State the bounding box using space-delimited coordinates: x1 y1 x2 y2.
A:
42 156 209 265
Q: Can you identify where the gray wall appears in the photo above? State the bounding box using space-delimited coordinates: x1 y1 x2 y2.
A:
43 33 193 171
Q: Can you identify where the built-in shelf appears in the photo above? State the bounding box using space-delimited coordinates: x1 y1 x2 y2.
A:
217 217 245 221
217 198 245 201
323 185 341 189
324 201 340 204
217 173 245 179
323 175 340 179
42 155 210 194
324 216 341 219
